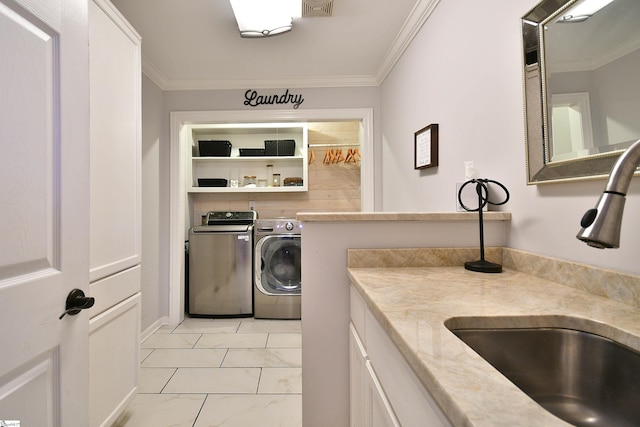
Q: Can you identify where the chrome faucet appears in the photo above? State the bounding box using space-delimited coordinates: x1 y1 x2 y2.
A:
577 139 640 248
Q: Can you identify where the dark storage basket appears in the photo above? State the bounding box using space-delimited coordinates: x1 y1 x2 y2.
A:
197 178 228 187
283 177 303 186
239 148 265 157
264 139 295 156
198 140 232 157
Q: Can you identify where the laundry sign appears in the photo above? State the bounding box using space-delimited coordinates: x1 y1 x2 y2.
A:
244 89 304 109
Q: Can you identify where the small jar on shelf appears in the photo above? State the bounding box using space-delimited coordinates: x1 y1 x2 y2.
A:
229 169 239 187
266 164 273 187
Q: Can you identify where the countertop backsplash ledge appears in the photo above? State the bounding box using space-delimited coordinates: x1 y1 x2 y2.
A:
347 247 640 310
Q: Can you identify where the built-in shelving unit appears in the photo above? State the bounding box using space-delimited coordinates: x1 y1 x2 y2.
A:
187 122 308 193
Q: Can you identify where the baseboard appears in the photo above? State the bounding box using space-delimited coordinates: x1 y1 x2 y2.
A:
141 316 169 342
106 386 137 427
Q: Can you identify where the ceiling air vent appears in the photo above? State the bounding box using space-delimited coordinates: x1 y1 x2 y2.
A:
302 0 334 17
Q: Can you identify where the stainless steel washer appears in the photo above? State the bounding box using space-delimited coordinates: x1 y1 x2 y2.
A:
254 219 301 319
187 210 256 317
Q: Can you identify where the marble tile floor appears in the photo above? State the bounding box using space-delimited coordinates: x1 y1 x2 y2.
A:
115 317 302 427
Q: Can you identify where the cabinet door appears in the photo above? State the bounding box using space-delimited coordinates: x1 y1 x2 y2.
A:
88 1 141 426
350 324 368 427
89 292 141 427
89 0 141 284
366 361 401 427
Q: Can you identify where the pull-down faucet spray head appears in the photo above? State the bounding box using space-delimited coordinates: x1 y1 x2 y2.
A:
577 139 640 249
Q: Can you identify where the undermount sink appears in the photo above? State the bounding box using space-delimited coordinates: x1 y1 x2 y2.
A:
450 326 640 427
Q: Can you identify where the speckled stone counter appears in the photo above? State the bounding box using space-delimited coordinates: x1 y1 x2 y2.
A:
347 248 640 427
297 211 511 222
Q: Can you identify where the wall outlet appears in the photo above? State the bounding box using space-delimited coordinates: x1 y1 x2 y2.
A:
249 200 256 211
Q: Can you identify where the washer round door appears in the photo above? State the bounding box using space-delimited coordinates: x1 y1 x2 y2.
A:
256 235 301 295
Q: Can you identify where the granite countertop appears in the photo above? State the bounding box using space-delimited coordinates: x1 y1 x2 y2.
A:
297 211 511 222
347 265 640 427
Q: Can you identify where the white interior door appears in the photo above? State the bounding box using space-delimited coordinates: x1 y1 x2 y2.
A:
0 0 90 425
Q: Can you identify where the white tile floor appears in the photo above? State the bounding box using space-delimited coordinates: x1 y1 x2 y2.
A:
115 317 302 427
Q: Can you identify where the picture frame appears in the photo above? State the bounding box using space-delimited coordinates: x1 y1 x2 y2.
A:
414 123 439 169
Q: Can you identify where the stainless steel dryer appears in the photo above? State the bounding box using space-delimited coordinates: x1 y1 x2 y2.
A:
254 219 302 319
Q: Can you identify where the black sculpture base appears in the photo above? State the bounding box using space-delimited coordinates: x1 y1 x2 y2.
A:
464 259 502 274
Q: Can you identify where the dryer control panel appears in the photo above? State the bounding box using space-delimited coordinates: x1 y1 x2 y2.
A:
255 219 302 235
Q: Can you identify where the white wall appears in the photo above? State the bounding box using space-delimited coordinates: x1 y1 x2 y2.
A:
141 75 167 332
380 0 640 276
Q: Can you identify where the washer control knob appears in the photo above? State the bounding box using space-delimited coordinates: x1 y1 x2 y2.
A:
225 212 233 218
285 222 294 231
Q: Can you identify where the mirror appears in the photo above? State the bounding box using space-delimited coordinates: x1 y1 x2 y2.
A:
522 0 640 184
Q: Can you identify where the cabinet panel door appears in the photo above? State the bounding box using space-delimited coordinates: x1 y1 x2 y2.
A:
89 293 141 427
350 324 368 427
365 310 452 427
89 0 141 282
365 361 401 427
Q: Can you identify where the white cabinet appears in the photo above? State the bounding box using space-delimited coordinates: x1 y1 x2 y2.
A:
350 289 400 427
89 0 141 426
89 290 140 427
366 361 401 427
187 123 308 193
350 324 370 427
350 324 401 427
350 286 453 427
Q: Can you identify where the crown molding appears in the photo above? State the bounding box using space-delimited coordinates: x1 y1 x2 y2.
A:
375 0 441 84
141 58 378 90
163 75 379 90
141 56 168 89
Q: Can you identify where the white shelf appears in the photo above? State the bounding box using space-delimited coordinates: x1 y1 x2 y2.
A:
188 186 306 193
192 155 304 162
186 122 308 194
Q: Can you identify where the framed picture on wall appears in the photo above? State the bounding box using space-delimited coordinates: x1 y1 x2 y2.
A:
414 123 439 169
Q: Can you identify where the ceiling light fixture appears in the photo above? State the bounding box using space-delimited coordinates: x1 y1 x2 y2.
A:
230 0 301 37
559 0 615 23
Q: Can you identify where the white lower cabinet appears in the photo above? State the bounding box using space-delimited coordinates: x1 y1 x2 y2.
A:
366 358 402 427
350 323 369 427
351 323 401 427
350 285 452 427
90 291 141 427
88 0 141 425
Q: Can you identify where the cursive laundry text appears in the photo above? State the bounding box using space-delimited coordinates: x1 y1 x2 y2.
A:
244 89 304 109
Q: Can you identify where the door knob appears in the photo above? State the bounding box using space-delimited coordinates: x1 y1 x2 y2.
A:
59 288 95 319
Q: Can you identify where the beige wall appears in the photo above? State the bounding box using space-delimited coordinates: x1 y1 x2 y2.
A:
191 121 361 221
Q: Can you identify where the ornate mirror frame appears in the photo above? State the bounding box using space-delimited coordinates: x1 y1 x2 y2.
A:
522 0 632 184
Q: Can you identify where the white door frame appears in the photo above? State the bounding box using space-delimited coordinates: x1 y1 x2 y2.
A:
168 108 374 325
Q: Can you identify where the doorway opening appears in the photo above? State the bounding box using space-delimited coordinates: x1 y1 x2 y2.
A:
169 109 374 325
